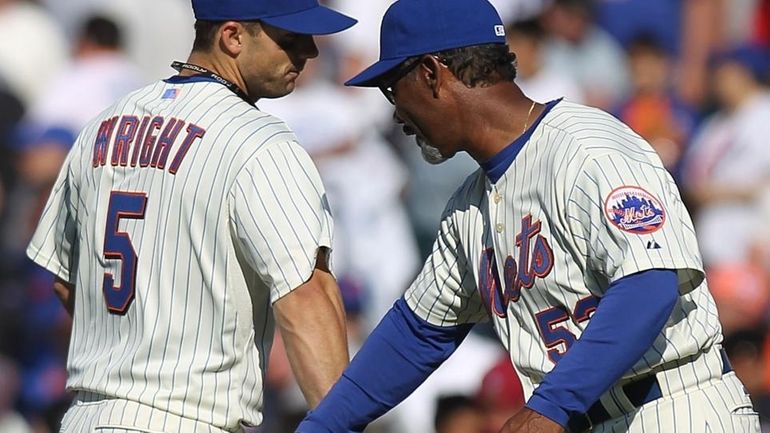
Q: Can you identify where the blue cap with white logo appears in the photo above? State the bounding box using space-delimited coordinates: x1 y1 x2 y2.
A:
191 0 357 35
345 0 506 87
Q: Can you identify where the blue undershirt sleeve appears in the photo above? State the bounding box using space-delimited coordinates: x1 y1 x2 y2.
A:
526 268 679 427
296 297 474 433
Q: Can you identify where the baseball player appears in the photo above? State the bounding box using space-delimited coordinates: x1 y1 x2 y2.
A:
26 1 356 432
296 1 761 432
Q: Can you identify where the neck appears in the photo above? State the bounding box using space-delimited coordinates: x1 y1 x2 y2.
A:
183 51 252 101
459 83 541 163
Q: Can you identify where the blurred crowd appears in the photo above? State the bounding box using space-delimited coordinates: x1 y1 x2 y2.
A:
0 0 769 432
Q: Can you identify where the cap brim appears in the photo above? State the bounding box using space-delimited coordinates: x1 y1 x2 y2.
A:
261 6 357 35
344 57 407 87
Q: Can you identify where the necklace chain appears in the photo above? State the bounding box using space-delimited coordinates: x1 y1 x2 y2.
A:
522 100 537 135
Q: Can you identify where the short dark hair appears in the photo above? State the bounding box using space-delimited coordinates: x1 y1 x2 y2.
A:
192 20 261 52
431 43 517 87
376 44 516 89
80 15 122 49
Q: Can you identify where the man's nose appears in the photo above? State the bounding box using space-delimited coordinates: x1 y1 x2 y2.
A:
298 35 319 60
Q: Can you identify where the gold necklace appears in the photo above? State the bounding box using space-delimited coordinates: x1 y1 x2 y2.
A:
522 100 536 135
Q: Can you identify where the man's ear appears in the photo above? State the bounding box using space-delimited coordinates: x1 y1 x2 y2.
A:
218 21 245 57
418 55 446 98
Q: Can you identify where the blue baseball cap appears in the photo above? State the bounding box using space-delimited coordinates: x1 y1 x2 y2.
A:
711 44 770 81
191 0 357 35
345 0 506 87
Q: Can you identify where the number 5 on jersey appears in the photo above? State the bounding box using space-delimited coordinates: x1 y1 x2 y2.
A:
103 191 147 314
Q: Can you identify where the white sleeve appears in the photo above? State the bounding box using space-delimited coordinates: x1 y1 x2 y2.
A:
26 149 80 283
229 140 334 303
567 153 704 293
404 198 486 327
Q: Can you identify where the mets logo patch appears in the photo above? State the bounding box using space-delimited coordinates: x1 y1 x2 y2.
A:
603 186 666 234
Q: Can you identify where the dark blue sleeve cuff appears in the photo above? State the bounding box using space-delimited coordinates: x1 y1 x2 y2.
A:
296 417 334 433
526 394 572 427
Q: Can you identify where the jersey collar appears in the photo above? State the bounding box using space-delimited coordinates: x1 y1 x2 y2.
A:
481 98 561 184
164 74 218 85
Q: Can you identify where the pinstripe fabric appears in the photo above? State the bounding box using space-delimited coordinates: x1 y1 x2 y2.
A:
60 391 232 433
404 101 734 414
594 372 759 433
27 79 334 431
586 345 761 432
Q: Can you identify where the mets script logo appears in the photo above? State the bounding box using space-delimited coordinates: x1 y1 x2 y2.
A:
478 215 554 318
603 186 666 234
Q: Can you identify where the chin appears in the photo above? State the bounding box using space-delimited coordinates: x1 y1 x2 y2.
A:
254 81 296 100
264 88 294 99
417 137 450 165
283 80 298 93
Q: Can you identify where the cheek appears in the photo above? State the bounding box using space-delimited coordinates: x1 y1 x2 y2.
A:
243 47 285 78
395 86 456 146
397 96 435 131
240 51 265 78
399 107 431 138
419 111 455 146
420 108 456 144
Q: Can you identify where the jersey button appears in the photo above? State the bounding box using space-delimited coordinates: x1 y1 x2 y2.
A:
496 223 504 233
494 193 502 203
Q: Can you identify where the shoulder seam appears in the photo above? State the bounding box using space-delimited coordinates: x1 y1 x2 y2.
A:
227 138 301 199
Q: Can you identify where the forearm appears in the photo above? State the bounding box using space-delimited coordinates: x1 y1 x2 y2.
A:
297 298 473 432
274 268 349 407
526 269 679 427
54 277 75 316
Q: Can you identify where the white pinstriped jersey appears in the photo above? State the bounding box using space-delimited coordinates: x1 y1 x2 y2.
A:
26 77 334 431
405 100 722 400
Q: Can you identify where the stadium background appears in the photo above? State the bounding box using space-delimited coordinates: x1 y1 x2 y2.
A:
0 0 768 432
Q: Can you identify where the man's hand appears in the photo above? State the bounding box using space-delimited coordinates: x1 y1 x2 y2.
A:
499 407 565 433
